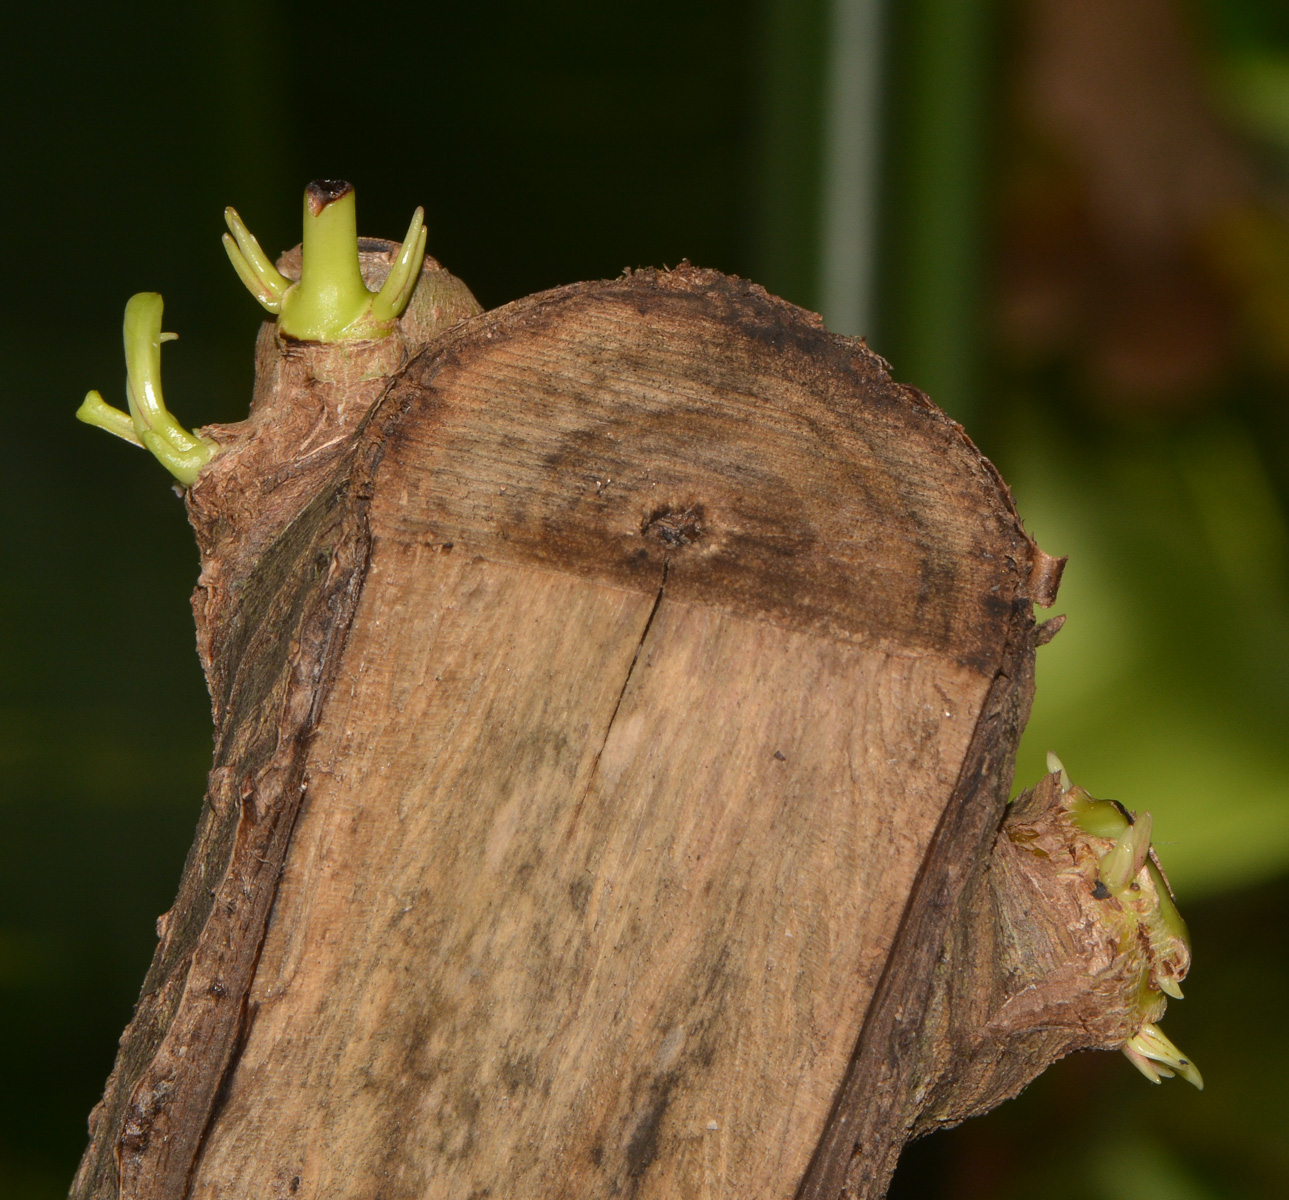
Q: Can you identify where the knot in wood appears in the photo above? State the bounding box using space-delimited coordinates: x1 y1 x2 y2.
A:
642 504 705 548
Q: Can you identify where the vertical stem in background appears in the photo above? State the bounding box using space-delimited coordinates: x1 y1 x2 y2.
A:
881 0 995 427
819 0 887 339
752 0 828 312
754 0 992 427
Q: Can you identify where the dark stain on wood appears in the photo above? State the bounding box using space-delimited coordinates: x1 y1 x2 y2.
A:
375 267 1033 673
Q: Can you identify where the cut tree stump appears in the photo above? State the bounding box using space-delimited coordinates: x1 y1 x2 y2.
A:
74 262 1166 1200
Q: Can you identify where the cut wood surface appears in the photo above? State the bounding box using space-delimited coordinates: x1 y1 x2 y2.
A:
73 266 1097 1200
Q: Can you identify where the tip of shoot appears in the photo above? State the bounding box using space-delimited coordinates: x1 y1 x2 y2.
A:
305 178 355 216
1124 1023 1203 1091
226 182 428 341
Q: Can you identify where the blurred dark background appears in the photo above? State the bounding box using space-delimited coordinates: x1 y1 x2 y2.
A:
2 1 1286 1196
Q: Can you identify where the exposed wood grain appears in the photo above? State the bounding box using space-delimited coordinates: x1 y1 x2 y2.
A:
795 613 1036 1200
188 557 985 1198
371 268 1033 670
70 475 370 1200
180 266 1036 1198
75 265 1155 1200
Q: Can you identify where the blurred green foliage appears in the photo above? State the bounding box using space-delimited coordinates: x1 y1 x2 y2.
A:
1006 406 1289 896
1 1 1285 1197
992 0 1289 900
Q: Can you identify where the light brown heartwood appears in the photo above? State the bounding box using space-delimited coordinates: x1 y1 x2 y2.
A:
73 261 1154 1200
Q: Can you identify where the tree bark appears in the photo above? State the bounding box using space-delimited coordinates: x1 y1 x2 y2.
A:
72 262 1167 1200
